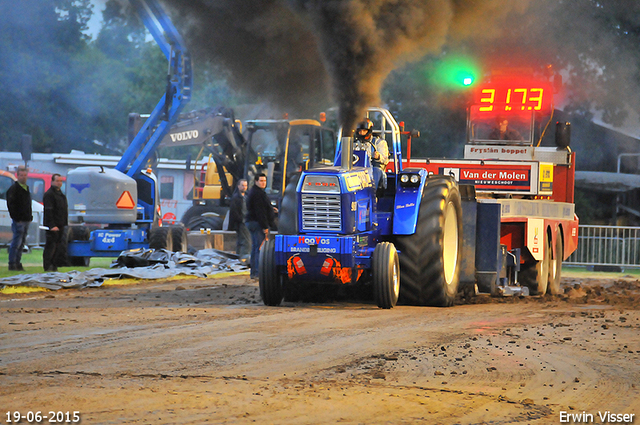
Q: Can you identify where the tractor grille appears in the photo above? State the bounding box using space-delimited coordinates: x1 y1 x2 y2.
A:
301 194 342 231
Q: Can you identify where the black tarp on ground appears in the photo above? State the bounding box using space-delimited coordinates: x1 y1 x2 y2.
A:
0 249 248 291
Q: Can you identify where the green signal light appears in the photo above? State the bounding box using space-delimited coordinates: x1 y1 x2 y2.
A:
430 56 480 90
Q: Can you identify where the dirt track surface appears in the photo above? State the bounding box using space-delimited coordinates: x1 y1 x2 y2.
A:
1 275 639 424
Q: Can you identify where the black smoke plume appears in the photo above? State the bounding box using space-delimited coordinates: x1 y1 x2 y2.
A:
161 0 531 130
160 0 330 117
287 0 532 132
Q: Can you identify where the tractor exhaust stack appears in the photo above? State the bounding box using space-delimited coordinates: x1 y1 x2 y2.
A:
340 136 354 171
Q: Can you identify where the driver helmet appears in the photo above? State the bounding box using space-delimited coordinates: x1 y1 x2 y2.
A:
355 119 373 140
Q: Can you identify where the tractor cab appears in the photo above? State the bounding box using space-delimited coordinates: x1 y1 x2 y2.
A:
467 106 534 145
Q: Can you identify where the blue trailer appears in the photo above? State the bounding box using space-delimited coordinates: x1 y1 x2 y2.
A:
65 0 192 264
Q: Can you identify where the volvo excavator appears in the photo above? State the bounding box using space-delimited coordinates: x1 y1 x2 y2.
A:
129 107 337 231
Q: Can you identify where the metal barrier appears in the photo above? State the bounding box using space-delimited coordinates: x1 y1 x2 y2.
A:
565 225 640 267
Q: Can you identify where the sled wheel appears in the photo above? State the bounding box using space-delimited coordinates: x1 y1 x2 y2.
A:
373 242 400 309
170 225 188 252
521 230 550 295
149 226 173 250
547 229 563 295
395 176 462 307
259 238 283 306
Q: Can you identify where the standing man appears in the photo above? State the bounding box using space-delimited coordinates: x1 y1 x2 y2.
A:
229 179 251 263
245 173 276 279
6 166 32 271
43 174 68 272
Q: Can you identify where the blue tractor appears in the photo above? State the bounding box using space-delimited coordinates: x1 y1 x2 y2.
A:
260 108 463 308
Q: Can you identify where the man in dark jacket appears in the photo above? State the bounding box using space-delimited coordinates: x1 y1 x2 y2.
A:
43 174 68 272
245 173 277 279
229 179 251 263
6 166 32 271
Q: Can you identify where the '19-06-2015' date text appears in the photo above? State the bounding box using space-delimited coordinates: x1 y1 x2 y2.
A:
5 411 80 423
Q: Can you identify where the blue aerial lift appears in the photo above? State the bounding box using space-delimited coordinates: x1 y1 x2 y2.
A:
65 0 192 264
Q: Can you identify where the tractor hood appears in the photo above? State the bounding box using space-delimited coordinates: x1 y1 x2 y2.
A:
299 166 374 194
295 166 375 235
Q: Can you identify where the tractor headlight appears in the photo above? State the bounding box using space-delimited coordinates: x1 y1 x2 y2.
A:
399 172 421 188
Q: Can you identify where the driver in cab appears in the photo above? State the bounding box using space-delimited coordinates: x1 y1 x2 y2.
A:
355 118 389 192
488 117 524 142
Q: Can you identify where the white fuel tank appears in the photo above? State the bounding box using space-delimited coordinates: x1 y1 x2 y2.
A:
66 167 137 224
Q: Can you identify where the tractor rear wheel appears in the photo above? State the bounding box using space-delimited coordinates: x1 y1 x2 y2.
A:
373 242 400 309
520 232 550 296
259 238 283 306
547 229 563 295
170 225 188 253
395 176 462 307
149 227 173 251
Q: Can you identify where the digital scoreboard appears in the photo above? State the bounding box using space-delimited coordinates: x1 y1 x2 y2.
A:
473 80 554 114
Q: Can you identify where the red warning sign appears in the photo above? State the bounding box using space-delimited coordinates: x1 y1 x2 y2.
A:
116 191 136 209
162 212 177 225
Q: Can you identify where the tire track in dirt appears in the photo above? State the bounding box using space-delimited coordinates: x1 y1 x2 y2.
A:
1 275 639 423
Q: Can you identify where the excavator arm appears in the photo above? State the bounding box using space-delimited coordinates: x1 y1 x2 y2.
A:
131 106 248 200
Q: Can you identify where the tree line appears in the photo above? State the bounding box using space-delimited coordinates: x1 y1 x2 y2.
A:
2 0 640 166
0 0 246 156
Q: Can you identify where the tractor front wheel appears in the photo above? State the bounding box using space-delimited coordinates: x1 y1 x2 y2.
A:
373 242 400 309
170 225 188 253
259 238 283 306
180 205 226 231
67 226 91 267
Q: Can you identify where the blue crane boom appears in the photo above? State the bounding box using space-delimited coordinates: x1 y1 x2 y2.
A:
116 0 192 177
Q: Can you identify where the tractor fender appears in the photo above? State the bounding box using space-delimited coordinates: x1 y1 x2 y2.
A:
392 169 429 235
